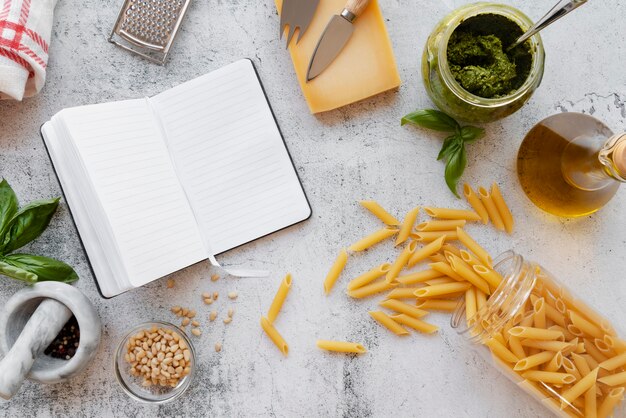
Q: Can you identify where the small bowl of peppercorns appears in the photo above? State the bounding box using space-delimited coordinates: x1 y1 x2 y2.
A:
114 321 196 403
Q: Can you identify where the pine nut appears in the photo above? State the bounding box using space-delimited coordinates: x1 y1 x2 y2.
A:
202 292 211 299
166 279 175 288
211 274 220 282
228 291 238 300
191 328 202 336
213 292 219 300
215 342 222 352
188 310 196 318
171 306 181 314
223 317 232 324
228 308 234 317
204 298 213 305
209 311 218 321
181 318 190 326
191 320 200 327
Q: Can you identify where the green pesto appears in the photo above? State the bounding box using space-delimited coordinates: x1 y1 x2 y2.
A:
447 14 532 99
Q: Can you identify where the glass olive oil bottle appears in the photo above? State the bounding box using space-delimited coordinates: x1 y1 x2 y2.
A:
517 113 626 217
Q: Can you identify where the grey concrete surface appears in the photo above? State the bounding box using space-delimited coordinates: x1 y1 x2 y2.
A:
1 0 625 416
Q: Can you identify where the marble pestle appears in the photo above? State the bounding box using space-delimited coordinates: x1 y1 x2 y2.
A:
0 299 72 400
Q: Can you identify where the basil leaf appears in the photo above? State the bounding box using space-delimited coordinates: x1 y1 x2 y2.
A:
444 145 467 198
437 135 461 161
0 258 38 284
0 198 60 253
0 179 19 241
401 109 460 133
2 254 78 283
460 126 485 143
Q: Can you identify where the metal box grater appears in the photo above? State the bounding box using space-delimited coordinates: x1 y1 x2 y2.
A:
108 0 192 65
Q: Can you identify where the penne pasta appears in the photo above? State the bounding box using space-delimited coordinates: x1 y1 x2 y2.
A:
323 249 348 295
441 243 463 258
465 287 477 324
316 340 367 354
268 273 292 323
463 184 489 224
514 351 556 371
569 311 604 339
585 339 610 363
597 371 626 387
347 263 392 291
417 219 466 232
414 282 471 298
407 236 446 267
533 298 547 329
368 311 409 336
396 269 443 285
597 387 625 418
584 385 597 418
509 326 564 341
428 253 447 263
520 339 571 352
459 249 485 268
476 289 487 311
347 280 398 299
260 317 288 356
386 241 418 283
396 207 420 245
543 351 563 373
359 200 400 225
599 352 626 371
562 357 582 381
348 227 398 252
413 230 458 242
571 353 592 377
379 299 429 319
391 314 438 334
416 299 458 312
478 187 505 231
425 277 455 286
508 336 527 360
448 254 491 294
429 262 465 282
545 302 567 327
423 207 481 221
490 183 514 234
486 338 519 363
521 371 576 385
456 227 493 267
386 288 422 300
473 265 504 292
560 368 599 410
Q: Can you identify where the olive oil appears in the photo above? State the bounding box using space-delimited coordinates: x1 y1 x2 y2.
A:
517 113 626 217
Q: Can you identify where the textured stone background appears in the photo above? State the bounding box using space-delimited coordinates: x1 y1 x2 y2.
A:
1 0 626 416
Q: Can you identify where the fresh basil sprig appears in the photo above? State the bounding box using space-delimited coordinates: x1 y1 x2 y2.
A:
401 109 485 197
0 179 78 284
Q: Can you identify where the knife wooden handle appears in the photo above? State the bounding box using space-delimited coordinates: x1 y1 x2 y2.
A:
344 0 370 18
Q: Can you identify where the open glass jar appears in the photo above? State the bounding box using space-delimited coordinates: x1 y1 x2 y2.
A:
422 3 545 123
452 251 625 417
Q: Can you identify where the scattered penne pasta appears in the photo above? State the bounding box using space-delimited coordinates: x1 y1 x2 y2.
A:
407 236 445 267
379 299 429 319
423 207 481 221
323 248 348 295
347 263 392 291
391 314 438 334
396 207 420 245
456 227 493 267
360 200 400 226
396 268 443 285
416 219 466 232
412 230 458 242
369 311 410 336
490 183 514 234
260 317 289 356
463 184 489 224
316 340 367 354
415 299 458 312
347 280 397 299
349 227 398 252
386 288 422 300
267 273 292 323
386 241 417 283
478 187 505 232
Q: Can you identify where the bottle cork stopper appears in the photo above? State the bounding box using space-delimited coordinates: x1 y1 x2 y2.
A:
615 139 626 176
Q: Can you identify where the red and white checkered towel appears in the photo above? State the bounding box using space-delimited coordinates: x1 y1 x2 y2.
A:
0 0 56 100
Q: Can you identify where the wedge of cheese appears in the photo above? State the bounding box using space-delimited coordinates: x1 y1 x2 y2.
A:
275 0 401 113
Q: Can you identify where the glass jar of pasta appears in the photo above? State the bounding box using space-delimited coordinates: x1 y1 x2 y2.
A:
451 251 626 418
422 3 545 123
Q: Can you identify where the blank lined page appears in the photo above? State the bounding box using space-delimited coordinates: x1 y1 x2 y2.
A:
60 99 207 287
152 59 310 254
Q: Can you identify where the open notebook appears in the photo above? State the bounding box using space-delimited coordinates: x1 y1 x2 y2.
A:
42 59 311 298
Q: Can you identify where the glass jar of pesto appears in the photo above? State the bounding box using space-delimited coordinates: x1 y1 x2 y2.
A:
422 3 545 123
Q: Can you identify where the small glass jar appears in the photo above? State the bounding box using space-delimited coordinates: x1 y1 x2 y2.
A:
422 3 545 123
452 251 625 417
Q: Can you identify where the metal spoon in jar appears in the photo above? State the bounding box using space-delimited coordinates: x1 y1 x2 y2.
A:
508 0 588 51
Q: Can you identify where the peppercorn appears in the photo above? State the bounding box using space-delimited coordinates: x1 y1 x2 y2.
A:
44 316 80 359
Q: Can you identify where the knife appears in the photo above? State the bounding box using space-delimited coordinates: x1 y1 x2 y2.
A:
306 0 371 82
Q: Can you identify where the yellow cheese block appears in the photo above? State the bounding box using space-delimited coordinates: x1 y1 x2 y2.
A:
275 0 401 113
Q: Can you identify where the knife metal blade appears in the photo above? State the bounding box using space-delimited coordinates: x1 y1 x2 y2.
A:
306 0 370 82
306 13 353 81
